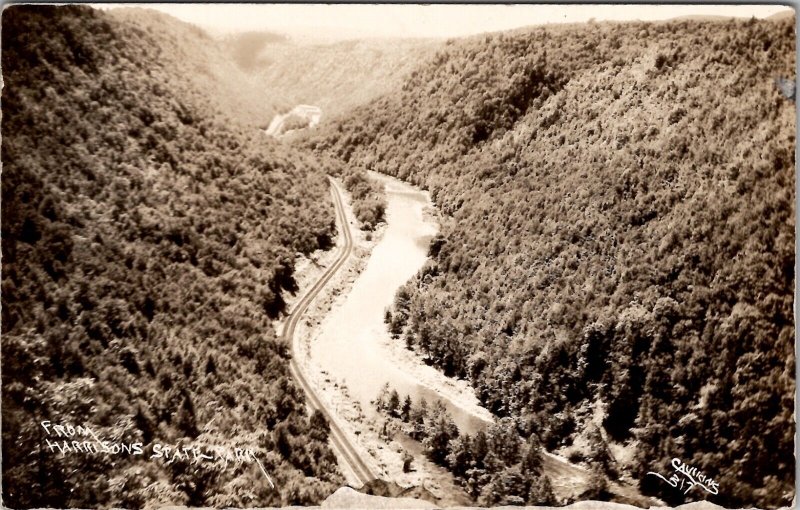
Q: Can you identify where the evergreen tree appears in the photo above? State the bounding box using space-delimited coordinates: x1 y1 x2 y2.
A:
520 433 544 475
445 434 473 477
423 416 454 465
374 382 390 412
586 423 617 478
472 430 489 469
387 389 400 417
175 393 199 439
527 473 556 506
205 354 216 375
401 395 412 422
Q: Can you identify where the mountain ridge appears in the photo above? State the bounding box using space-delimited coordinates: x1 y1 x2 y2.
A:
310 14 795 508
2 6 343 507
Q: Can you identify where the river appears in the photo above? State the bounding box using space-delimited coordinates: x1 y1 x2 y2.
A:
310 173 489 435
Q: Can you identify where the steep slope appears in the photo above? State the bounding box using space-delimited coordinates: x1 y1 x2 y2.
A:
103 9 436 128
236 36 437 122
105 8 388 231
2 5 342 508
106 8 290 126
312 17 795 508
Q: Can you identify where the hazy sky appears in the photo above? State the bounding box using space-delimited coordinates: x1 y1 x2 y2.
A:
101 4 791 39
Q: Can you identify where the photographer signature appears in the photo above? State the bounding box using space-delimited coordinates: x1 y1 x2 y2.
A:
647 458 719 495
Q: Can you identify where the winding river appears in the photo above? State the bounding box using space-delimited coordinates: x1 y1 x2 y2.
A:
310 173 489 435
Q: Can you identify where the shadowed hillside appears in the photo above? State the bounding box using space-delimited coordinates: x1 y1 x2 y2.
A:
311 15 795 508
2 6 343 507
106 8 291 125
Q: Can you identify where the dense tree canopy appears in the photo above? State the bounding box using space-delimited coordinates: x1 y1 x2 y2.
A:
375 388 557 506
313 16 796 508
2 6 343 507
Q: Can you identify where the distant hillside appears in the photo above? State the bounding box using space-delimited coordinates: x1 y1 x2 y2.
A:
225 30 289 70
2 5 342 507
767 9 796 21
102 8 436 128
312 16 795 509
242 37 437 122
107 8 291 125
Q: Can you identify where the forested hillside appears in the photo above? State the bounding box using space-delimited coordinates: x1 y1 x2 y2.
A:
311 16 796 508
106 8 289 126
107 8 387 231
238 37 436 122
106 10 436 129
2 6 342 507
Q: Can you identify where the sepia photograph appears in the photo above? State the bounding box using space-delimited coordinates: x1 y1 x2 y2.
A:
0 3 796 509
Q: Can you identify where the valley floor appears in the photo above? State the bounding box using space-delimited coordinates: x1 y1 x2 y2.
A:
275 177 476 505
276 174 653 507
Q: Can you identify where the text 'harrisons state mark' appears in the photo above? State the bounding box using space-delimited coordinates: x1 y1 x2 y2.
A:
40 420 274 488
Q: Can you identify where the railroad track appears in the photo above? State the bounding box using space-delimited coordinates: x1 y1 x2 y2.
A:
282 178 377 486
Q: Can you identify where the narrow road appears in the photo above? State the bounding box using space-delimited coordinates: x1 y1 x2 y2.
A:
280 178 646 503
282 178 377 486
